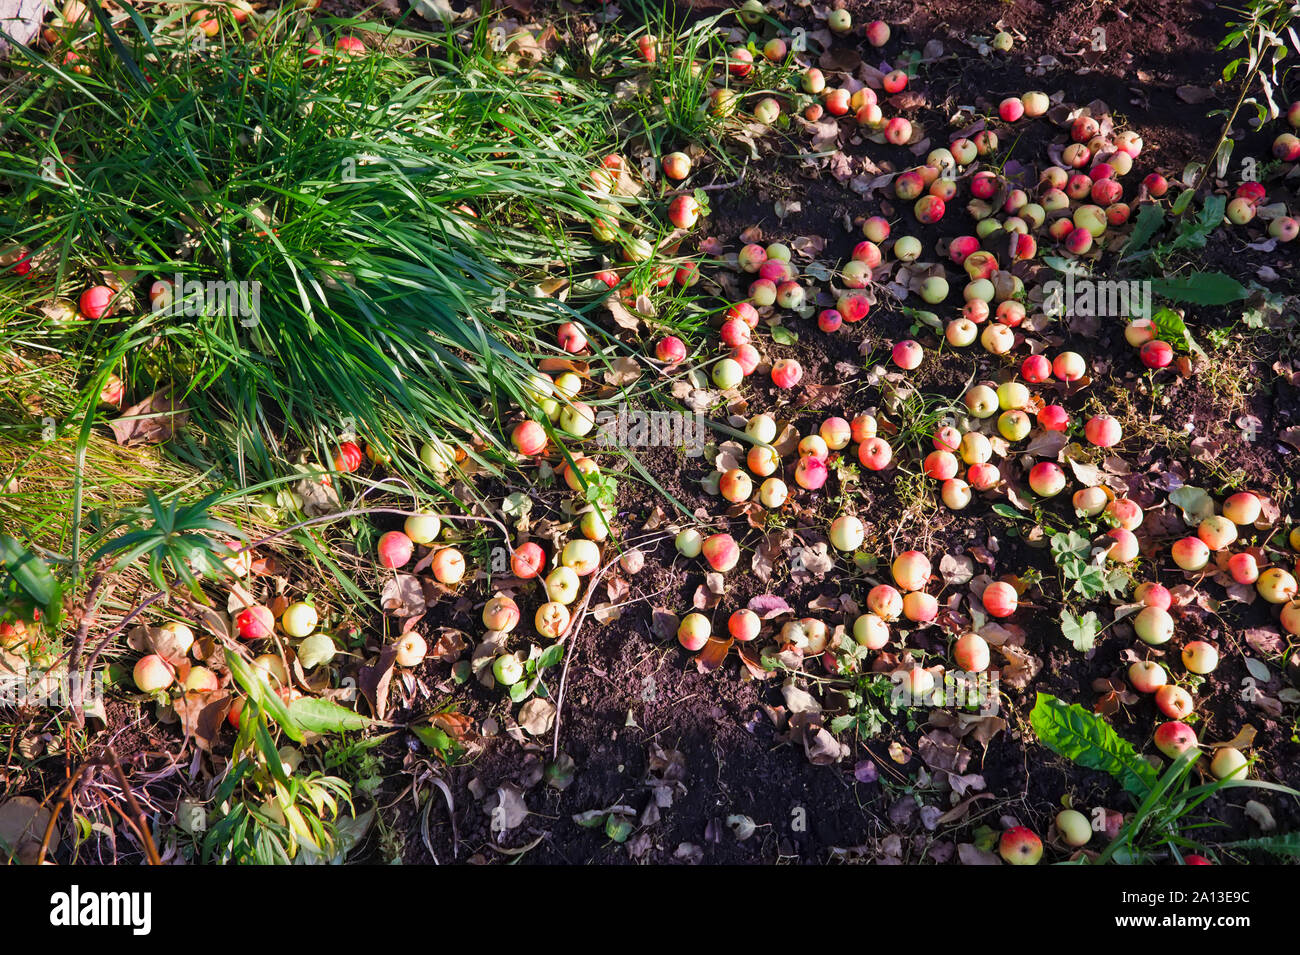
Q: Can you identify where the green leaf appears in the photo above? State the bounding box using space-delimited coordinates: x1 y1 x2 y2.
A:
1170 188 1195 216
411 724 451 753
770 325 798 345
287 697 374 734
537 643 565 670
991 503 1030 521
1214 832 1300 859
1029 693 1159 797
225 649 304 743
605 814 634 843
1060 609 1099 652
1123 203 1164 258
1168 485 1215 524
1150 306 1206 358
0 534 60 609
1151 273 1247 306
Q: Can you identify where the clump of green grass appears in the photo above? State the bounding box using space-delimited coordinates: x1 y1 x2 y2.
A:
0 7 657 485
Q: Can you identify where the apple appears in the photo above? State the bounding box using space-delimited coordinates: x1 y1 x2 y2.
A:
336 35 365 56
404 512 442 545
662 152 692 181
747 444 780 477
819 417 852 451
759 477 788 508
712 358 744 390
1140 340 1173 369
1154 721 1198 759
738 244 767 273
868 584 903 621
1210 747 1248 780
1038 405 1070 431
999 827 1042 865
558 402 596 437
669 195 700 229
728 609 761 643
1135 606 1174 645
1055 809 1091 848
563 540 602 576
562 456 600 492
895 666 935 700
1171 537 1210 571
982 581 1018 618
1028 462 1066 498
1106 498 1144 530
482 595 521 633
1085 415 1122 447
535 601 571 639
997 382 1030 411
133 654 176 692
891 551 931 592
1129 660 1167 693
1280 598 1300 636
236 604 275 640
745 413 778 445
999 97 1024 122
857 438 892 471
853 613 890 650
184 666 220 693
827 8 851 33
796 455 830 488
1197 515 1236 551
732 342 760 375
492 653 525 686
1106 528 1139 563
953 632 990 673
702 533 740 572
510 541 545 578
942 478 972 510
964 385 999 418
251 653 288 686
1228 552 1259 585
1222 491 1261 526
280 602 318 638
678 612 712 651
1155 684 1194 720
893 236 923 263
556 322 588 354
79 285 116 319
675 529 704 559
1181 641 1218 675
924 450 959 480
511 420 548 456
431 546 466 584
865 19 890 45
980 323 1015 354
892 340 924 369
830 515 865 552
771 358 802 389
959 432 992 466
902 591 938 623
727 46 753 77
1257 567 1298 604
947 318 978 346
798 435 829 461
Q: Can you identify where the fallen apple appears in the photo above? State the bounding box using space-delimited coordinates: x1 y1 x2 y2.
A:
133 654 176 693
998 827 1042 865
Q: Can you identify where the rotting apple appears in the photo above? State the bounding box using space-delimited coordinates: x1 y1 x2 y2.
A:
1257 567 1298 604
483 595 521 633
535 601 571 639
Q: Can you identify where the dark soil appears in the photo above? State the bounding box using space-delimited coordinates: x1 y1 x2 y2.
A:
363 0 1299 864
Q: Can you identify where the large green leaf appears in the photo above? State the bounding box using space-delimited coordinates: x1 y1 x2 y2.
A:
287 697 375 734
1151 273 1248 305
1030 693 1159 797
0 534 61 610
